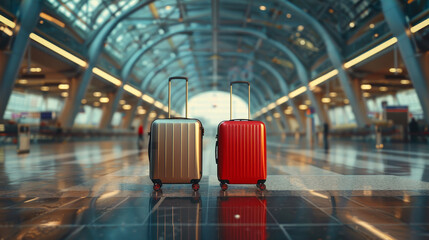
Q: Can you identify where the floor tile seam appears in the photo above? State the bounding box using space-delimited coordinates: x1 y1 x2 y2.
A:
256 196 292 240
89 196 131 225
140 196 166 225
317 207 408 225
12 197 87 225
63 225 85 240
301 195 342 224
4 195 83 209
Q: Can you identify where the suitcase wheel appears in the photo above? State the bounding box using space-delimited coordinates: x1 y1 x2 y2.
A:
257 183 266 191
220 183 228 191
192 183 200 191
153 183 162 191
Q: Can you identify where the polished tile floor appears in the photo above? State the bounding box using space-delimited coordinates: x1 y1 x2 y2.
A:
1 136 429 239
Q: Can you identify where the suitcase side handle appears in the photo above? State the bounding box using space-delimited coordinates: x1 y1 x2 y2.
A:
168 76 188 118
230 81 250 120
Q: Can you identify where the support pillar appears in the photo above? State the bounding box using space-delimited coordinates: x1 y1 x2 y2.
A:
121 104 139 129
0 0 41 120
382 0 429 124
99 92 117 128
352 78 369 125
58 77 82 128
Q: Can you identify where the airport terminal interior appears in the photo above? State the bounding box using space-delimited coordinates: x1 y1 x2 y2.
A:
1 0 429 239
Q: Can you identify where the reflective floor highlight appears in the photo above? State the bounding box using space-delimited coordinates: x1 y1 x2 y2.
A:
1 138 429 239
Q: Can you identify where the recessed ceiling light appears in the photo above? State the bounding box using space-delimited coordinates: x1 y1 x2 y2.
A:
363 92 371 97
61 92 68 97
300 39 306 45
93 102 100 107
329 92 337 97
40 86 49 91
123 104 132 110
100 97 109 103
119 100 126 105
18 79 28 84
286 13 292 18
81 99 87 104
297 25 304 31
321 97 331 103
58 83 69 90
29 67 42 73
298 104 308 110
400 79 410 84
379 86 388 91
389 68 403 73
93 92 102 97
369 23 375 29
259 5 266 11
273 112 281 118
361 84 372 90
349 22 355 28
165 5 171 10
344 99 350 104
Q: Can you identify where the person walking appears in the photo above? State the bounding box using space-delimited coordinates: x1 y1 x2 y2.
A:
138 124 144 149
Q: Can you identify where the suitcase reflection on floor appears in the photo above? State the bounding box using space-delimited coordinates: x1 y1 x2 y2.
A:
148 192 202 239
217 196 267 240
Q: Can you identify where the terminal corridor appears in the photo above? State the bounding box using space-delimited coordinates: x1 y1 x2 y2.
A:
1 139 429 239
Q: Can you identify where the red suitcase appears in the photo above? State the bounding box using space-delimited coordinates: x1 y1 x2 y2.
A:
216 81 267 191
218 197 267 240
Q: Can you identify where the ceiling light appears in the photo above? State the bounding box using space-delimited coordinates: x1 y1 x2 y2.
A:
321 97 331 103
363 92 371 97
165 5 171 10
266 116 272 121
286 13 292 18
298 104 308 110
344 99 350 104
142 94 155 104
259 5 266 11
379 86 388 91
58 83 69 90
29 67 42 72
100 97 109 103
304 100 311 105
138 108 146 115
154 101 163 109
0 26 13 36
289 86 307 98
163 106 168 112
61 92 68 97
374 33 379 38
300 39 306 45
149 112 157 118
349 22 355 28
81 99 87 104
400 79 410 84
92 67 122 86
361 84 372 90
94 102 100 107
273 112 281 118
119 100 126 105
123 104 132 110
123 84 142 97
93 92 102 97
329 92 337 97
369 23 375 29
267 103 276 110
297 25 304 31
40 86 49 91
389 67 403 73
276 96 289 105
295 32 301 37
18 79 28 84
159 115 165 119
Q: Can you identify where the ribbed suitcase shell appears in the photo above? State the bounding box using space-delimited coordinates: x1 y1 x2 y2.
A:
149 119 203 184
149 197 202 239
217 120 267 184
218 197 267 240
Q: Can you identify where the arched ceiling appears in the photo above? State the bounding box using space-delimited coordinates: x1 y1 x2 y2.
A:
43 0 384 105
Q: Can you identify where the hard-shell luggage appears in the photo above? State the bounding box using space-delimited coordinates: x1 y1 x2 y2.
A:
148 76 204 191
148 195 202 239
216 81 267 191
218 196 267 240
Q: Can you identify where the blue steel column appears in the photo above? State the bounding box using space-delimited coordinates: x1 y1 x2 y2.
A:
381 0 429 124
0 0 41 120
58 0 155 128
278 0 370 127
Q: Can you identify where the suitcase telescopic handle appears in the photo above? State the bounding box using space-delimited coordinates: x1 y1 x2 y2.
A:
230 81 250 120
168 76 188 118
